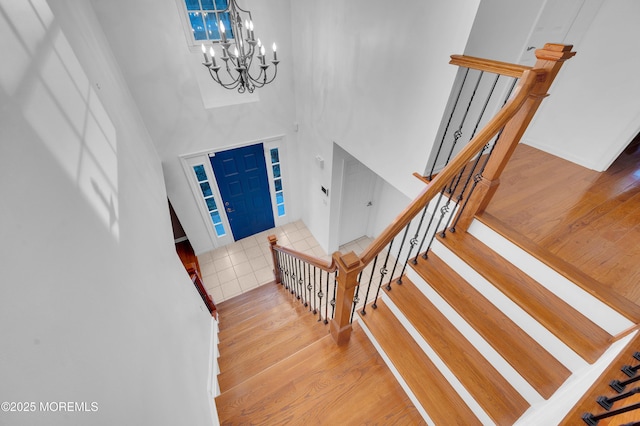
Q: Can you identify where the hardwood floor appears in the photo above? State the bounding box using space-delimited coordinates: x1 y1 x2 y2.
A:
484 143 640 307
215 283 425 425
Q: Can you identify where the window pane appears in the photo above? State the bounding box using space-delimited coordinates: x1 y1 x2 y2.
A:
185 0 200 11
214 223 226 236
277 204 285 217
206 197 217 211
270 148 279 164
272 164 281 178
276 191 284 204
200 181 212 197
210 211 221 224
274 179 282 192
204 13 220 39
201 0 215 9
189 12 207 40
215 0 228 10
193 165 207 181
218 12 233 38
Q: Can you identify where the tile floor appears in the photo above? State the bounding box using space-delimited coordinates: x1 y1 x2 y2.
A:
197 220 374 304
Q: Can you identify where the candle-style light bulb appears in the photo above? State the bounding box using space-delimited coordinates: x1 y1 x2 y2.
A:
209 46 217 67
260 45 266 65
233 46 239 57
249 20 254 40
272 43 277 61
245 19 250 39
201 43 209 63
257 38 262 49
219 21 227 42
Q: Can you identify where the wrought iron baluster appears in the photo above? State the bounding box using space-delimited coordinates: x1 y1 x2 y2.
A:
306 261 312 311
350 272 363 323
295 258 303 301
300 259 307 302
360 255 378 315
330 271 337 319
373 239 394 309
312 266 318 315
387 222 411 289
621 352 640 377
597 387 640 410
285 252 293 291
421 187 451 256
276 251 289 290
582 402 640 425
283 252 292 290
428 67 470 180
316 268 324 322
416 188 446 262
611 374 640 393
323 270 330 324
442 70 484 171
399 205 429 279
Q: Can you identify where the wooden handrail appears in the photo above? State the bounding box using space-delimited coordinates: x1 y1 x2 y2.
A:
359 68 541 267
268 235 337 274
271 240 337 272
449 54 532 78
187 263 217 318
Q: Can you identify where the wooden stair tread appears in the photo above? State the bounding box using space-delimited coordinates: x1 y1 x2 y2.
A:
438 230 612 363
217 282 285 327
216 323 425 425
217 311 329 391
477 211 640 324
218 301 308 348
411 253 571 398
380 280 530 424
360 300 483 425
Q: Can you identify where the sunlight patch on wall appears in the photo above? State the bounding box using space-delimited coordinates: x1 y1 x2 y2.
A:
2 0 120 240
0 0 52 95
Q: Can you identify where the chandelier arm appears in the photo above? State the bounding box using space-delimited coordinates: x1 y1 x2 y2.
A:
208 67 242 90
248 64 278 88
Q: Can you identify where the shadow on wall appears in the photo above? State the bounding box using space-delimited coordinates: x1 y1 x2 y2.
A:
0 0 119 240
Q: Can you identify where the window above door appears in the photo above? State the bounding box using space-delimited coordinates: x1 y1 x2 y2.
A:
177 0 233 46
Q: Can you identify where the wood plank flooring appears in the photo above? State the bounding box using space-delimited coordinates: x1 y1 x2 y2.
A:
484 143 640 308
215 283 425 425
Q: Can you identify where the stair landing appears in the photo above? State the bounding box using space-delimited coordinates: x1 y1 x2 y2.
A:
215 283 425 424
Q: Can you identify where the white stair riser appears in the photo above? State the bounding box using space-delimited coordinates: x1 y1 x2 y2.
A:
404 266 544 405
468 219 633 335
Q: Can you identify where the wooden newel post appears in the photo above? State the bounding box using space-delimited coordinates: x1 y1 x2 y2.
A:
268 235 282 284
329 251 363 345
453 43 576 232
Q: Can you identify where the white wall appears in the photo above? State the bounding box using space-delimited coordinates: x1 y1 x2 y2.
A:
0 1 214 424
523 0 640 171
90 0 299 254
463 0 639 172
290 0 480 251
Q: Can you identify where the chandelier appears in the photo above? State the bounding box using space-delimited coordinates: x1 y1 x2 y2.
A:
200 0 279 94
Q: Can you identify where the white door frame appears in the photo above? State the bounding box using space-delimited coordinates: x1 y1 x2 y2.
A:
179 134 288 249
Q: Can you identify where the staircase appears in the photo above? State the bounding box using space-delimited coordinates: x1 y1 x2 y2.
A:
358 215 637 425
213 282 426 424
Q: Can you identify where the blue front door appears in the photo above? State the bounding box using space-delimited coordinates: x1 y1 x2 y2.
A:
210 143 275 241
